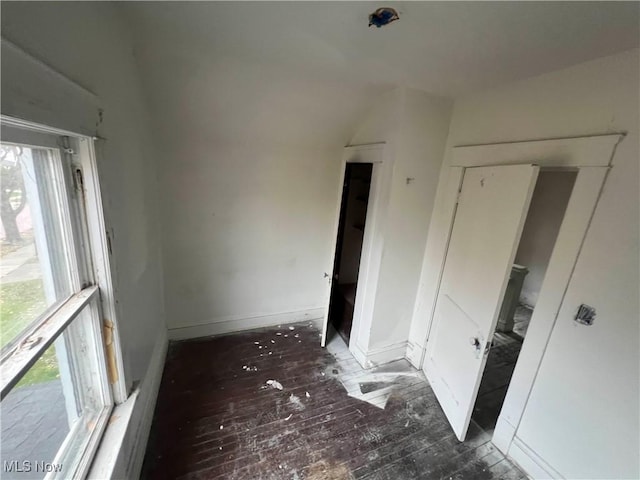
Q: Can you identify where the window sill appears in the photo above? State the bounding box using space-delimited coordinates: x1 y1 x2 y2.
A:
87 389 140 479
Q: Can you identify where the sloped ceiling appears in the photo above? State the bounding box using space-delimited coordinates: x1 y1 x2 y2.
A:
121 2 639 147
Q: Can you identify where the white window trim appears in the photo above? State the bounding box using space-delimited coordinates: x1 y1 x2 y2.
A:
1 115 129 478
74 133 127 404
1 114 127 403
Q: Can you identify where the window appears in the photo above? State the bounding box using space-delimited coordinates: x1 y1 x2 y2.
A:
1 119 118 479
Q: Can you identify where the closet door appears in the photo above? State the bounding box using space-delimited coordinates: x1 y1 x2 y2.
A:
424 164 539 441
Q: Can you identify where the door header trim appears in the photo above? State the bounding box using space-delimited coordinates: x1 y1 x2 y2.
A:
451 134 623 168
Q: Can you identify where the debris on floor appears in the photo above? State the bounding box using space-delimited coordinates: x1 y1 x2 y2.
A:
266 379 284 390
288 394 305 411
142 322 526 480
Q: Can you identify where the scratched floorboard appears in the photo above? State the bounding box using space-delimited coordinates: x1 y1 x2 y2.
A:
141 323 526 480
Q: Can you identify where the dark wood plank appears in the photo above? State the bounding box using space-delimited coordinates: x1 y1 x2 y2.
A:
472 332 522 431
141 322 525 479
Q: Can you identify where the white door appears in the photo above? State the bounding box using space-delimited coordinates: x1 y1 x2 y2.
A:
424 164 539 441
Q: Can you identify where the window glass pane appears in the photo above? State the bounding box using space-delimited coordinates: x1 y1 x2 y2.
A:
0 306 107 479
0 143 75 352
0 343 67 479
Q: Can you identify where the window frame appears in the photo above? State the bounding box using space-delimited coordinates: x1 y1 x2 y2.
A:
0 115 127 478
1 134 79 357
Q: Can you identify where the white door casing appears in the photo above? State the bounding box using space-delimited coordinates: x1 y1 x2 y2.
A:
321 144 387 356
424 164 539 441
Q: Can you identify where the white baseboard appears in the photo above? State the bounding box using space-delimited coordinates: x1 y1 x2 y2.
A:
168 308 325 341
405 340 425 369
350 340 408 369
366 340 408 365
509 436 563 480
350 341 369 368
492 417 517 455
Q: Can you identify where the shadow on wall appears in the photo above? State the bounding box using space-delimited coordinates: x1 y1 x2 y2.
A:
514 170 577 308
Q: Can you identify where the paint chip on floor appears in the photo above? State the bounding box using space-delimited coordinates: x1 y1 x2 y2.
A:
289 394 305 410
266 380 284 390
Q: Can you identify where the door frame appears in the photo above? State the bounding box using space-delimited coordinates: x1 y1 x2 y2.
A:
321 143 390 367
415 133 624 476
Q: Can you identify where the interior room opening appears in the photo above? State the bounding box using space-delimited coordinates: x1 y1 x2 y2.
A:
472 169 578 433
327 162 373 345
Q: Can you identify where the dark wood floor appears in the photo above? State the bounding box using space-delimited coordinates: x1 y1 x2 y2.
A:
142 323 526 479
472 333 522 432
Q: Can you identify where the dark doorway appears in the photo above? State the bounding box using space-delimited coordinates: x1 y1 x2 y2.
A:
328 163 373 344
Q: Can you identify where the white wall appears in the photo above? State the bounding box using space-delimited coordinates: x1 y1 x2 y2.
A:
411 49 639 478
1 2 166 476
133 34 453 355
350 88 452 357
128 14 453 354
514 171 577 307
128 33 388 336
161 141 342 332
